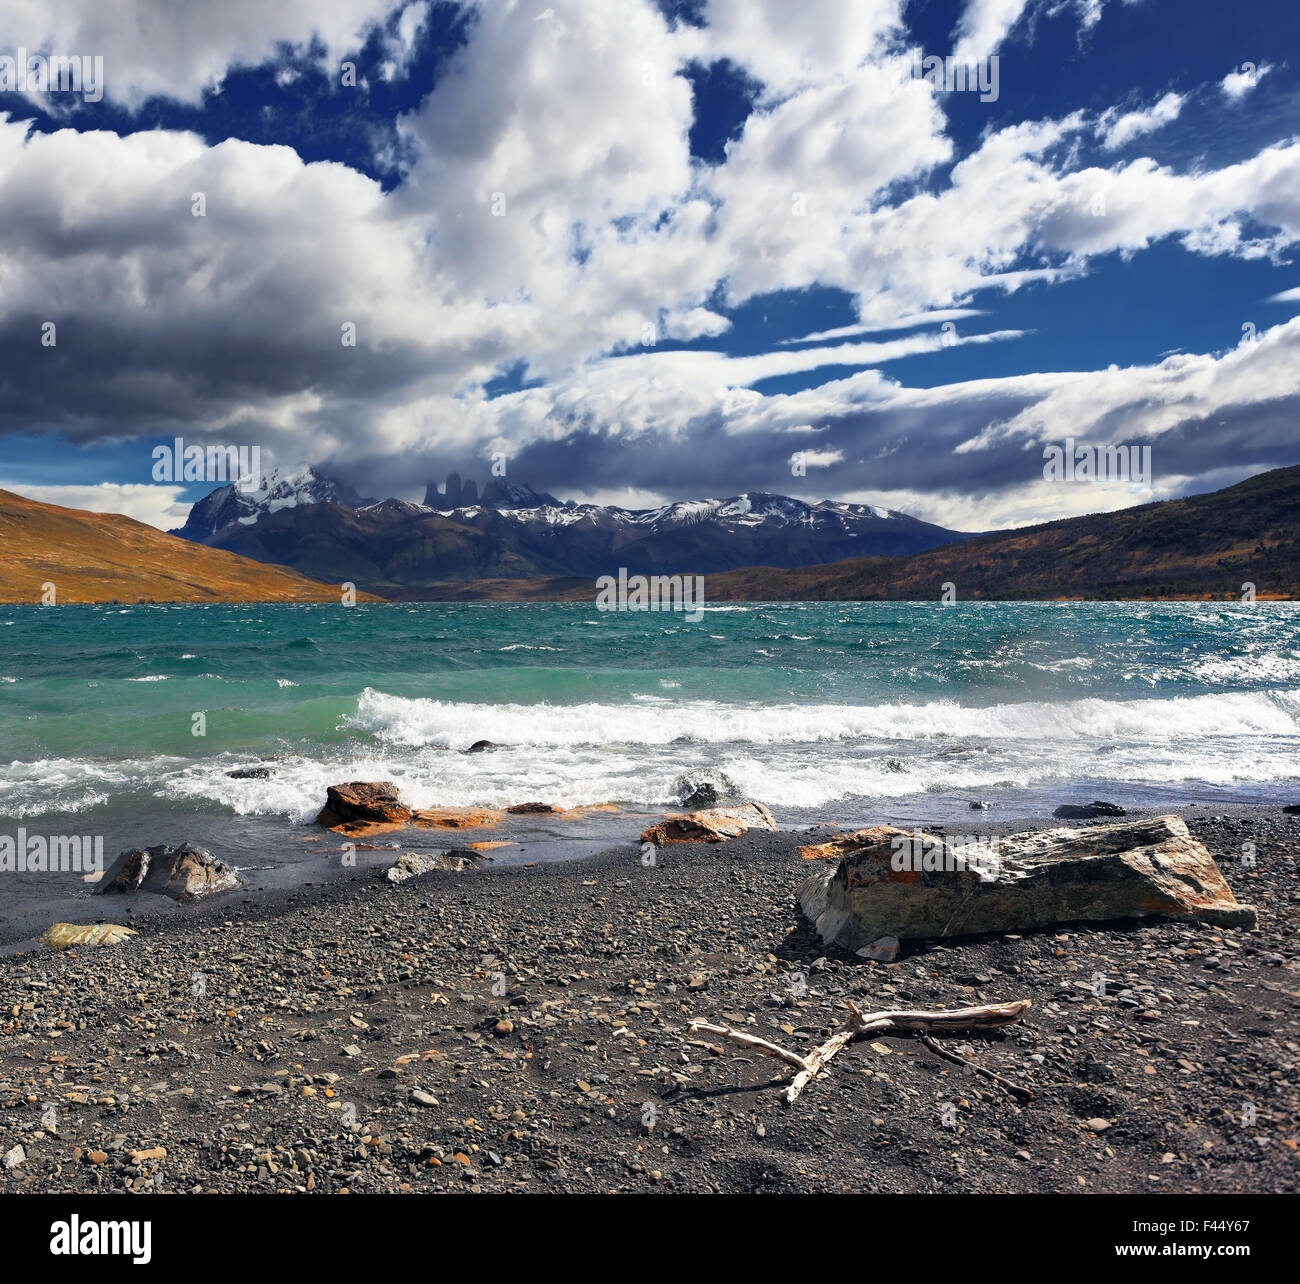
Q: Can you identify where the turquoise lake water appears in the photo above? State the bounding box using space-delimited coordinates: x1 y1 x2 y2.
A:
2 601 1297 833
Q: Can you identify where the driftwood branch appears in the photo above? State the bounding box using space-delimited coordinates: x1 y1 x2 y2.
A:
689 999 1031 1104
917 1032 1034 1102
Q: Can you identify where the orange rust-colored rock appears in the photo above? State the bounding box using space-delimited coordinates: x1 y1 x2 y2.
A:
411 808 504 830
555 803 620 820
641 802 777 845
799 825 910 860
316 782 412 835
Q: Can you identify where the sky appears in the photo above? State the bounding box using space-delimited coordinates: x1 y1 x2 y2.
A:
0 0 1298 533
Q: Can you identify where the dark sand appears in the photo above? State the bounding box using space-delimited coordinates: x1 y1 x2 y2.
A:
0 804 1296 1194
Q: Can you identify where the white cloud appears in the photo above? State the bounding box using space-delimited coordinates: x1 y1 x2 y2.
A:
784 310 986 344
790 448 843 469
682 0 902 95
1221 62 1271 100
951 0 1033 62
0 0 405 107
0 481 191 528
2 0 1299 528
956 316 1300 454
662 308 732 341
1097 91 1184 150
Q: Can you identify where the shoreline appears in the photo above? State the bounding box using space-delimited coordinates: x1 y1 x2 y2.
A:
1 802 1295 1193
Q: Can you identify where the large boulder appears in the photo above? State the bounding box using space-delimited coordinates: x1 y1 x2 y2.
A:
98 843 241 902
798 815 1256 952
641 802 777 845
316 781 412 834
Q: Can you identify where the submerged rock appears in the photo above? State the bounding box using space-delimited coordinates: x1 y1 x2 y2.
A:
98 843 242 902
672 769 739 809
798 814 1256 951
411 808 503 830
316 781 412 834
41 922 138 949
1053 800 1127 819
641 802 777 845
226 766 272 779
506 802 560 814
465 740 498 754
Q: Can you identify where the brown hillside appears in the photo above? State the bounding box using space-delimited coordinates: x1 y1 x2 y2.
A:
703 464 1300 601
0 488 376 603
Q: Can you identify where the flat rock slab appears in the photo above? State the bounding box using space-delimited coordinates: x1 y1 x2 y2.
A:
41 922 138 949
98 843 241 902
641 802 777 845
798 814 1256 951
411 808 503 830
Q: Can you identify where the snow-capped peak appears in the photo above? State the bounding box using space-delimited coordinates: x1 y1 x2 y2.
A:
173 463 373 540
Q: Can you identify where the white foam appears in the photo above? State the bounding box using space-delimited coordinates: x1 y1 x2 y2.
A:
347 686 1300 751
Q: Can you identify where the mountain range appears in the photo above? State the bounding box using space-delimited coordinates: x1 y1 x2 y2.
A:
6 464 1296 604
172 467 971 596
433 465 1300 602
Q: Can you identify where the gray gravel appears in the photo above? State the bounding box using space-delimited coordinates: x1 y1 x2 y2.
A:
0 805 1296 1194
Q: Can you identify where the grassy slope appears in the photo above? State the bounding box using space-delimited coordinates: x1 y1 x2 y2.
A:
0 488 377 603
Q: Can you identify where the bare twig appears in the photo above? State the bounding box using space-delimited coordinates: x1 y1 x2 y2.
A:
689 999 1031 1104
916 1032 1034 1102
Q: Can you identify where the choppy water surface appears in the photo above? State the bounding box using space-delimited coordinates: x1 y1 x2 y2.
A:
0 600 1296 933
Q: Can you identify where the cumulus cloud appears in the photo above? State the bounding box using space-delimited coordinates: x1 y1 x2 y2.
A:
1 0 1298 528
0 0 406 107
679 0 902 95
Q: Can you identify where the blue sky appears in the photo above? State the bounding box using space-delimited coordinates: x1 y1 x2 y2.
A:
0 0 1297 531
